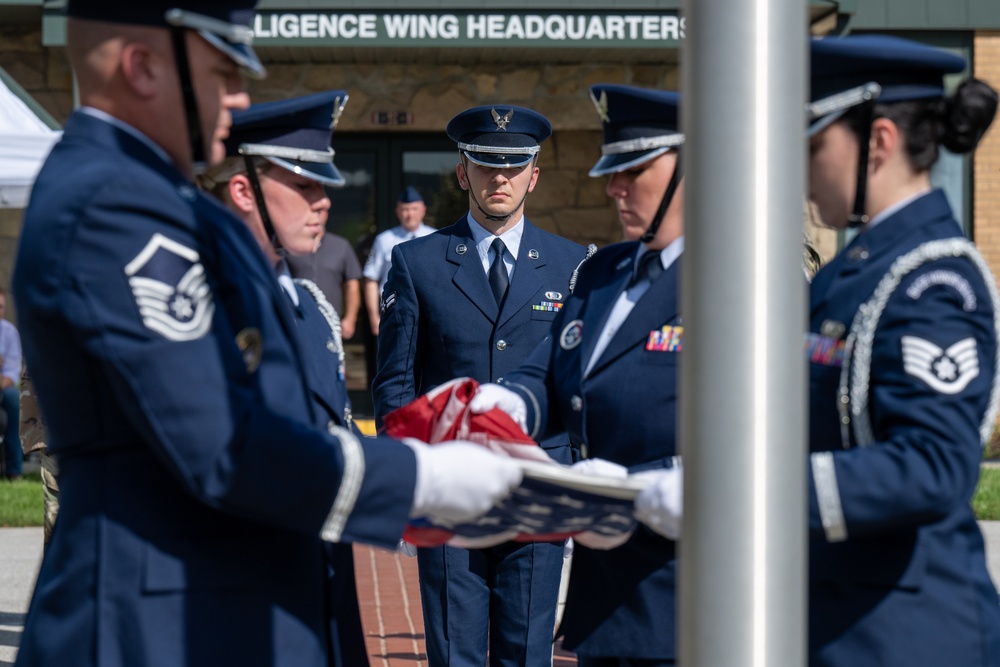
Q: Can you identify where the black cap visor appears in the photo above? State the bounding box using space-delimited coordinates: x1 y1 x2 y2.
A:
590 147 673 178
198 30 265 79
267 157 346 188
462 150 537 168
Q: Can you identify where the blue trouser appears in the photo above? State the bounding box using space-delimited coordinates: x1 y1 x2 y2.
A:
417 539 564 667
1 385 20 476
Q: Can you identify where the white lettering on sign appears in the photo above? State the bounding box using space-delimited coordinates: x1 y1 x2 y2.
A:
255 14 380 39
383 14 461 39
253 13 685 43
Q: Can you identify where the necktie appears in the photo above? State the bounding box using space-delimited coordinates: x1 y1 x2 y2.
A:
633 252 663 286
488 238 510 306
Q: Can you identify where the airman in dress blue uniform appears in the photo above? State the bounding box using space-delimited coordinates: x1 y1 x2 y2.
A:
11 4 522 666
476 85 687 667
200 89 372 667
612 37 1000 667
372 105 587 667
802 35 1000 667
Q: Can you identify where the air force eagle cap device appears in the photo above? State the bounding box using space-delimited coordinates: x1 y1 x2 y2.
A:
446 105 552 168
588 84 683 177
808 35 966 136
227 90 349 187
66 0 265 78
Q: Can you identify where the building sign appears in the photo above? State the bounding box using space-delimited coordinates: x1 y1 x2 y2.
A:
252 11 685 47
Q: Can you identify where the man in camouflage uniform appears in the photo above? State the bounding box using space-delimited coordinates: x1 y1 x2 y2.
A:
20 369 58 546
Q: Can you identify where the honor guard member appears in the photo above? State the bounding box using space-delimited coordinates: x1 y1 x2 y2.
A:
11 3 523 666
629 36 1000 667
473 85 688 667
800 36 1000 667
372 105 587 667
200 90 372 667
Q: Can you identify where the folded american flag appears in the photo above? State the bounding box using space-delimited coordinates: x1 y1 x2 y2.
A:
382 378 639 548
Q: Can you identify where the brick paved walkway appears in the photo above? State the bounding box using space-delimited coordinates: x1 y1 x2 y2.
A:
354 544 577 667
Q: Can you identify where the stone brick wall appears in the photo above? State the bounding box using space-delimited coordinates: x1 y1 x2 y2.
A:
975 32 1000 283
0 20 70 304
0 21 73 125
2 23 679 249
249 59 680 247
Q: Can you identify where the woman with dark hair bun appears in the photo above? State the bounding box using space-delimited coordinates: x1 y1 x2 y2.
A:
804 35 1000 666
841 76 998 172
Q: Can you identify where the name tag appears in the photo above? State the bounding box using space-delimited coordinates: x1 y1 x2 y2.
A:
646 326 683 352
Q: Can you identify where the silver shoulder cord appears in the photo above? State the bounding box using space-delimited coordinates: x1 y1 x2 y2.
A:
838 238 1000 448
294 278 345 369
569 244 598 294
294 278 353 428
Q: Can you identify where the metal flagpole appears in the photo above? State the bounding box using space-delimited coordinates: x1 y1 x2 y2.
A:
679 0 808 665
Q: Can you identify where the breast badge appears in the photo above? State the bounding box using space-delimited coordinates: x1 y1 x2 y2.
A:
125 233 214 342
235 327 263 374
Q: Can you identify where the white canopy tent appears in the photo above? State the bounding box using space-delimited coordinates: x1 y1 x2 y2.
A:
0 72 61 208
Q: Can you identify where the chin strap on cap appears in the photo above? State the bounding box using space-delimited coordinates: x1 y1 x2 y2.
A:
640 149 683 244
240 152 286 257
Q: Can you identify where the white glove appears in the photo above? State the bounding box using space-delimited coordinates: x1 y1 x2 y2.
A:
397 539 418 558
468 383 529 434
404 439 523 524
570 458 629 479
568 459 635 550
633 467 683 541
574 529 634 550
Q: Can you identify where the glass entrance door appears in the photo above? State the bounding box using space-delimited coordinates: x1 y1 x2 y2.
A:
327 133 457 418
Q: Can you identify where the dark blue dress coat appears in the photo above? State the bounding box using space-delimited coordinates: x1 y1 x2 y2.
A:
12 111 417 667
806 190 1000 666
371 215 586 667
504 240 682 660
293 279 369 667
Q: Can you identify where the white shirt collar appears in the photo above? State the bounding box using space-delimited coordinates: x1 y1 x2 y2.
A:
466 213 524 262
275 259 299 306
865 188 933 230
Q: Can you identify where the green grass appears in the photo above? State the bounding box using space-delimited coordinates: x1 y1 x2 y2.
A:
0 471 43 527
974 466 1000 521
2 467 1000 526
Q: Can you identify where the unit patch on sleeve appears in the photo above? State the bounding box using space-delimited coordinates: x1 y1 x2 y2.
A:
124 233 214 342
904 270 977 312
901 335 979 395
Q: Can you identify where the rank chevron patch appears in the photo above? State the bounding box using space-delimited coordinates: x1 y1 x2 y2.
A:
901 335 979 395
125 233 215 342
